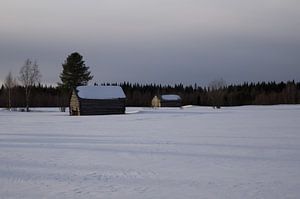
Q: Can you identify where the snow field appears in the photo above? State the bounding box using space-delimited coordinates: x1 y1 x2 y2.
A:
0 105 300 198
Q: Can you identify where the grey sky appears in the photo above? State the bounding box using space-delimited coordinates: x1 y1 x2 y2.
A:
0 0 299 86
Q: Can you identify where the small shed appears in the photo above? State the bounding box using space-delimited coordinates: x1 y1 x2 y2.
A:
151 94 182 108
70 86 126 115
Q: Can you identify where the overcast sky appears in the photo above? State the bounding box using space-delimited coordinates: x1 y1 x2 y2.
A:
0 0 299 86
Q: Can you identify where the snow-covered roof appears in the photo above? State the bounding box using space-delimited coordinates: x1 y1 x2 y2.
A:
161 94 181 101
76 86 126 100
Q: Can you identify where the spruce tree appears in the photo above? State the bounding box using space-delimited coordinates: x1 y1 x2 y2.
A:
59 52 93 90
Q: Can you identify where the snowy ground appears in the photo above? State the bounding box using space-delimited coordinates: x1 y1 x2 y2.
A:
0 105 300 199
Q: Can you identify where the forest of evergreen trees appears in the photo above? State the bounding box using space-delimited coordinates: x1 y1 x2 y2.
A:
0 81 299 109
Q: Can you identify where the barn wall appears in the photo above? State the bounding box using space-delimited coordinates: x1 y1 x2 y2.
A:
161 100 182 107
79 98 126 115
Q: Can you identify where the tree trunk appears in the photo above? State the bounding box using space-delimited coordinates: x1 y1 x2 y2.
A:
8 88 11 111
25 87 30 112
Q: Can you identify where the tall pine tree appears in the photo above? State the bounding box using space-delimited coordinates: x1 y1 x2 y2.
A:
59 52 93 90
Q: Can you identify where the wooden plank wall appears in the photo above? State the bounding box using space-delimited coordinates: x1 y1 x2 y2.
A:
79 98 126 115
161 100 182 107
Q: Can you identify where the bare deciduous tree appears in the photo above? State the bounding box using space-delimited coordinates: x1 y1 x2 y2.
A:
19 59 41 112
209 78 226 108
4 71 17 110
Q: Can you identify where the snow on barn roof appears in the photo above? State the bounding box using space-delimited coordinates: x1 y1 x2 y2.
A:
161 94 181 101
76 86 126 100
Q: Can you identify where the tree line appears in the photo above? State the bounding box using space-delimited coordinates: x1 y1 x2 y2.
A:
1 52 299 110
117 81 300 107
0 81 299 108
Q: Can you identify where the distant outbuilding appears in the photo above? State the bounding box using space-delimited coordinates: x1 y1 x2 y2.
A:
151 94 182 108
70 86 126 115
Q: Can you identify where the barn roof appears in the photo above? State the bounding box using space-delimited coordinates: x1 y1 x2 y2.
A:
76 86 126 100
161 94 181 101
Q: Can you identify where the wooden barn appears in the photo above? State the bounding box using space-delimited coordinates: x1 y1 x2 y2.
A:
151 94 182 108
69 86 126 116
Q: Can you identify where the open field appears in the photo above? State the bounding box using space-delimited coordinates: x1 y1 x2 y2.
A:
0 105 300 198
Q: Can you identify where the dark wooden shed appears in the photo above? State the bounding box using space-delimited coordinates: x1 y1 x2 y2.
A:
158 94 182 107
69 86 126 115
